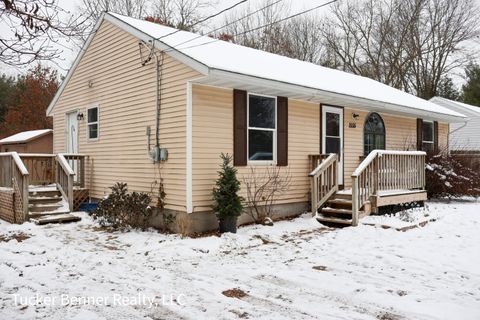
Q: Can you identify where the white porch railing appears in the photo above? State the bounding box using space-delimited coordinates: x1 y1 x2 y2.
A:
351 150 426 226
0 152 30 222
309 154 338 214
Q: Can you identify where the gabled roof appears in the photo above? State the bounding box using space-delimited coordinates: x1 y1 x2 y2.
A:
47 12 466 122
0 129 52 145
430 97 480 118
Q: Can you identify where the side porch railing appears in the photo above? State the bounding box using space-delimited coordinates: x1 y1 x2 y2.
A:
0 152 30 222
309 153 338 214
351 150 426 226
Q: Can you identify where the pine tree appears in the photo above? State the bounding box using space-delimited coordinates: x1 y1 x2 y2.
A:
462 63 480 107
212 153 244 219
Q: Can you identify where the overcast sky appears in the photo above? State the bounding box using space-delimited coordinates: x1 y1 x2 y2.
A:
1 0 479 86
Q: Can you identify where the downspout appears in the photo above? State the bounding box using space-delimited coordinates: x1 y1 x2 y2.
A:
449 120 468 135
153 44 163 159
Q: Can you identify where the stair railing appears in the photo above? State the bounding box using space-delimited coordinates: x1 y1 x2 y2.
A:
55 154 75 211
351 150 426 226
309 153 338 214
0 152 29 222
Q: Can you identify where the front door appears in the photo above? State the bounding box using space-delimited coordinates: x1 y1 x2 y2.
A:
66 111 79 181
66 111 79 154
322 106 344 185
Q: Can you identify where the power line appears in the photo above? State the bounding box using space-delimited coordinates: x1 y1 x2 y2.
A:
155 0 249 41
167 0 284 50
165 0 337 52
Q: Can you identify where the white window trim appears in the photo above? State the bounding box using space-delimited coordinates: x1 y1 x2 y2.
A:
422 120 434 146
247 93 277 166
86 105 100 141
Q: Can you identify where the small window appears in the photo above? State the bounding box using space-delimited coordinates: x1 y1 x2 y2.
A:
364 113 385 155
422 121 434 152
248 94 276 162
87 106 99 140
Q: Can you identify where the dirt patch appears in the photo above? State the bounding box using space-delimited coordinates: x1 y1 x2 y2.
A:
377 312 402 320
0 233 31 243
312 265 328 271
222 288 248 299
252 234 273 244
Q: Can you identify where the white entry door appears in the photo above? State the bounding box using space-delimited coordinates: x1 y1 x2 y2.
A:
66 111 79 153
322 106 344 185
66 111 79 182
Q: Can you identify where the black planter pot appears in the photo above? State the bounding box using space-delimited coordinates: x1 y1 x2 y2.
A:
218 216 238 233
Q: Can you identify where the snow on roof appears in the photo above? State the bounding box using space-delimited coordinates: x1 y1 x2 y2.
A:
430 97 480 117
0 129 52 144
108 13 465 120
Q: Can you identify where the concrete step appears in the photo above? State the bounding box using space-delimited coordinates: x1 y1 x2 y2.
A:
316 214 352 225
31 213 81 225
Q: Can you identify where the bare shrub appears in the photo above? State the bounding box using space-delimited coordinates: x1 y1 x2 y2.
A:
242 166 291 224
426 150 480 199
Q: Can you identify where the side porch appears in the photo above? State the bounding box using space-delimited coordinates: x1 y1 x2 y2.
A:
309 150 427 226
0 152 89 224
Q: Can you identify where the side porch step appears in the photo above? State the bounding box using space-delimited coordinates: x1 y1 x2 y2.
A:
315 214 352 225
31 213 81 225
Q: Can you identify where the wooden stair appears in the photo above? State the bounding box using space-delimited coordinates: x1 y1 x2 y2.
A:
28 186 81 225
316 192 370 226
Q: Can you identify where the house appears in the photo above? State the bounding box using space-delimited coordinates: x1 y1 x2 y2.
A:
429 97 480 170
429 97 480 152
1 13 467 229
0 129 53 153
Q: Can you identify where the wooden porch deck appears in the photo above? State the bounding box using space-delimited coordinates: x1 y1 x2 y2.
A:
309 150 427 226
0 153 89 224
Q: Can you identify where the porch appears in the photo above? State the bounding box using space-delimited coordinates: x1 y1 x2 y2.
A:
309 150 427 226
0 152 89 224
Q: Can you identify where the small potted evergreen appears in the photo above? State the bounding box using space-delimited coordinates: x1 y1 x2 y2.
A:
212 153 244 233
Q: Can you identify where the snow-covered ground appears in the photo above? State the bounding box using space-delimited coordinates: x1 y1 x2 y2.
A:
1 200 479 320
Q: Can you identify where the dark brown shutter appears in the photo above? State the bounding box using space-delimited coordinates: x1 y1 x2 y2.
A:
277 96 288 166
233 89 247 166
416 118 423 150
434 121 439 153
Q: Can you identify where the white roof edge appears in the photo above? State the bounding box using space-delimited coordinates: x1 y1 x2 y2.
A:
0 129 53 144
46 12 209 117
207 69 467 123
430 97 480 117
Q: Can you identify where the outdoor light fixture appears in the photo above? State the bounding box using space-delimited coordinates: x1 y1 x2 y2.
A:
77 112 84 121
352 113 360 120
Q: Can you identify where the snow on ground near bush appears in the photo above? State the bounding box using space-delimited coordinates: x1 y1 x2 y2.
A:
1 201 479 320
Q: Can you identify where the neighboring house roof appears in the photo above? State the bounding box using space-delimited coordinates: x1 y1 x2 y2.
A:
429 97 480 117
0 129 53 145
429 97 480 151
46 12 466 122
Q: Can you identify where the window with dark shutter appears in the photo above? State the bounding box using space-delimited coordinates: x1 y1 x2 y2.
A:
247 94 276 163
434 121 439 152
416 118 423 150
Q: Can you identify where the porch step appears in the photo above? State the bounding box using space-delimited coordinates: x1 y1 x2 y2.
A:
316 214 352 225
326 199 353 208
27 185 76 224
333 193 352 200
321 207 354 216
31 213 81 225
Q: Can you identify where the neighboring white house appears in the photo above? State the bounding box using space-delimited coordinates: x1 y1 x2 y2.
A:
430 97 480 152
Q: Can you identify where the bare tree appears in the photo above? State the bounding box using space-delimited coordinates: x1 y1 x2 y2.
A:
150 0 216 30
79 0 149 22
321 0 479 99
0 0 88 66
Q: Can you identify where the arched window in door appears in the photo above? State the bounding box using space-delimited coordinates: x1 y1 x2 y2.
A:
364 112 385 155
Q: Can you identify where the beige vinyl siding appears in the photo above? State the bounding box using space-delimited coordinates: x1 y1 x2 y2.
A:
51 21 201 211
191 84 320 210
